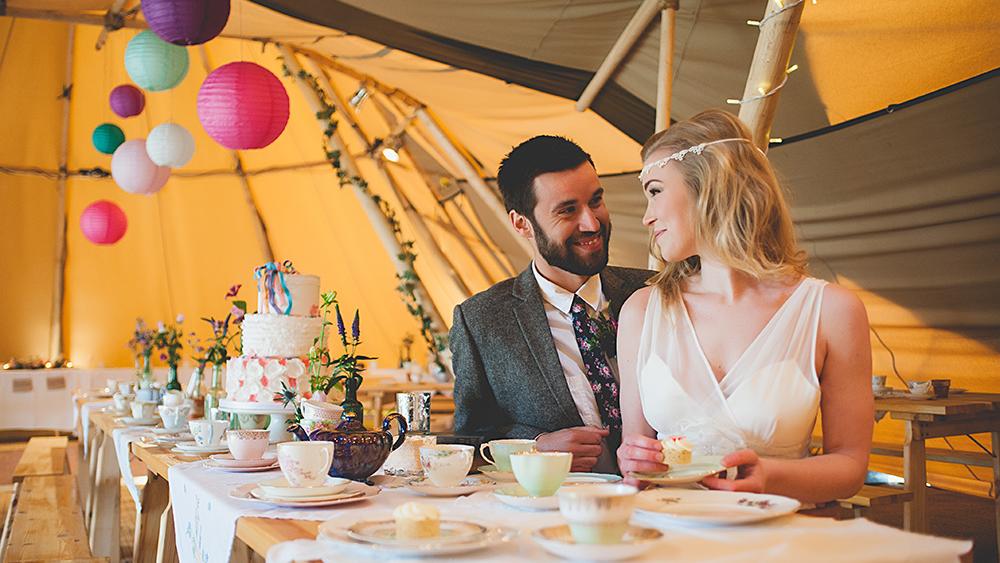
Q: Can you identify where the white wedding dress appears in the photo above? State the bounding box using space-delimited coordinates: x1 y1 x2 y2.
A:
636 278 827 459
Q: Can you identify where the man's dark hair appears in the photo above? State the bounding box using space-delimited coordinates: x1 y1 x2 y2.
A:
496 135 594 220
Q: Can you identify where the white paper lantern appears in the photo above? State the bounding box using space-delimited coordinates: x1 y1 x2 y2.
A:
112 139 171 194
146 123 195 167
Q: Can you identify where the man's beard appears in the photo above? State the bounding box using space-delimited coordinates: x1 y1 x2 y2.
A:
533 219 611 277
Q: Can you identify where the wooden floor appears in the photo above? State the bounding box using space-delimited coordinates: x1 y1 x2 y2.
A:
0 439 993 562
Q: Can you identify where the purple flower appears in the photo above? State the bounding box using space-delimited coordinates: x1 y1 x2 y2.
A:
351 310 360 341
231 305 245 325
176 313 185 324
335 304 346 343
225 284 242 299
159 353 167 361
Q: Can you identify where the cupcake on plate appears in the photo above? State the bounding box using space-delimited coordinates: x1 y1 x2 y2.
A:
393 502 440 540
660 436 693 465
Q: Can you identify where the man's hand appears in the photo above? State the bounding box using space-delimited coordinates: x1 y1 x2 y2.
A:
536 426 609 472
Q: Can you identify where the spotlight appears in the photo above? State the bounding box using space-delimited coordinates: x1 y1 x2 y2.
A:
349 85 369 109
381 147 400 163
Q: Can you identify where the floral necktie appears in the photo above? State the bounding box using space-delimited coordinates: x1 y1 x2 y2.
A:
570 295 622 450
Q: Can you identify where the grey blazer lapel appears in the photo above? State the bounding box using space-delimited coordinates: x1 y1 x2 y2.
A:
510 268 581 425
601 267 629 320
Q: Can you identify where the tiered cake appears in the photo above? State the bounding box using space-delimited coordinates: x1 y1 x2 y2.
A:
224 263 323 408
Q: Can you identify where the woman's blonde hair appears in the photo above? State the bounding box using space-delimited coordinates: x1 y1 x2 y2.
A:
641 109 806 302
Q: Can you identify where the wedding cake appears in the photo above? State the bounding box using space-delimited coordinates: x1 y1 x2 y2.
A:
224 262 323 408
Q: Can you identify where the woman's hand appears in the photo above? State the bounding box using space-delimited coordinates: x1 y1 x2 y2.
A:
701 448 768 493
618 434 668 486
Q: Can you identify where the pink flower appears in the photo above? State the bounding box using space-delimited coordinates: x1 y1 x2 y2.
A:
176 313 185 324
225 284 242 298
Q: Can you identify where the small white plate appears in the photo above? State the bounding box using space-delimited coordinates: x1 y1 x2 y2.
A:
478 464 516 482
629 455 726 485
171 441 229 454
532 524 662 561
564 472 622 485
230 482 377 508
318 520 514 557
120 416 159 426
493 484 558 511
204 460 279 473
404 475 493 497
208 453 277 468
258 476 351 498
635 488 800 526
347 519 489 546
151 427 186 435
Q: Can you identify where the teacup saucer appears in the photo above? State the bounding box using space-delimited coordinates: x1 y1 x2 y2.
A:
404 475 494 497
258 476 351 499
565 472 622 485
120 416 159 426
172 441 229 454
493 484 559 511
208 453 276 468
152 427 187 435
478 464 516 482
532 524 663 561
204 460 279 473
629 455 726 485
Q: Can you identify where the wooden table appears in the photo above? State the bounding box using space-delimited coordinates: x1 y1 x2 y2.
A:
874 392 1000 554
360 381 453 425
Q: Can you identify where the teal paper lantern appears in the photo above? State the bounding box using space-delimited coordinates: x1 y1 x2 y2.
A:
124 31 189 91
92 123 125 154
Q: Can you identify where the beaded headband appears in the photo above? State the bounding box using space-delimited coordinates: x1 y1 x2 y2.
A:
638 137 763 180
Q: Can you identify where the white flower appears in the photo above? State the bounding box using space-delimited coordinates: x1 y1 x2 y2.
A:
157 321 166 333
176 313 185 324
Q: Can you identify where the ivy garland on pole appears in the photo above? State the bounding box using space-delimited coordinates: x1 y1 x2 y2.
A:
281 63 448 374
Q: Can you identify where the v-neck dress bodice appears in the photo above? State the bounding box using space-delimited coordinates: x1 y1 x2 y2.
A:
636 278 827 459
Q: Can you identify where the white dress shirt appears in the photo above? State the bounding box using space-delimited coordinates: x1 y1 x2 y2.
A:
531 262 618 429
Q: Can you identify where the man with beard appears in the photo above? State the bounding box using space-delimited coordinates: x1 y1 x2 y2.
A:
450 136 651 474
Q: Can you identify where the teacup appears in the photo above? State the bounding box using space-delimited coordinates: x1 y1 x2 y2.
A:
130 400 156 420
479 439 536 472
158 404 191 431
135 386 162 403
301 399 344 422
510 451 572 497
189 419 229 447
908 380 932 396
931 379 951 399
277 441 335 487
227 429 270 460
162 390 185 407
419 445 474 488
558 484 638 544
871 375 887 389
112 392 130 413
118 382 133 395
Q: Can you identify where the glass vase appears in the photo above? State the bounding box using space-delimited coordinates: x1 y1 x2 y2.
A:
340 376 364 423
204 363 226 416
139 351 153 389
165 365 181 391
185 363 206 418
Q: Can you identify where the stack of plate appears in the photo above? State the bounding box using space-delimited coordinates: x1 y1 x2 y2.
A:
230 478 377 508
170 441 229 455
204 453 279 473
318 517 513 557
403 475 494 497
634 488 800 526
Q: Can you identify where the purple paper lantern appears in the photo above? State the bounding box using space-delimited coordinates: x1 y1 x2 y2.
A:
80 200 128 245
197 62 289 150
110 84 145 118
142 0 230 46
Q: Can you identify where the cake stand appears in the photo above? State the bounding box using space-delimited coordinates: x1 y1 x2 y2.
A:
218 399 296 443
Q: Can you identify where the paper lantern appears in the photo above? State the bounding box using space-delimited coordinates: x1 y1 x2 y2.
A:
142 0 230 46
124 31 189 92
147 123 195 167
92 123 125 154
197 62 289 150
112 139 171 194
109 84 145 118
80 200 127 245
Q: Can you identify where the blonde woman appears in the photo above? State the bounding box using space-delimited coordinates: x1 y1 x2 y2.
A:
616 110 872 503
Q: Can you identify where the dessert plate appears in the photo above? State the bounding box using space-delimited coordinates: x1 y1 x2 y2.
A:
346 519 488 546
318 520 514 557
404 476 494 497
208 453 277 468
204 460 279 473
257 476 350 498
120 416 159 426
629 455 726 485
230 482 377 508
532 524 662 561
493 484 558 511
634 488 800 526
171 441 229 454
564 472 622 484
152 427 187 435
478 464 516 482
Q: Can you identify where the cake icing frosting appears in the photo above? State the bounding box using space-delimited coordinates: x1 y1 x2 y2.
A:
661 436 693 465
240 314 323 357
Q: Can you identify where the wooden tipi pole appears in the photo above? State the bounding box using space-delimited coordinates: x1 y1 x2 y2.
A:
50 24 74 361
654 1 678 132
278 44 448 333
737 0 805 150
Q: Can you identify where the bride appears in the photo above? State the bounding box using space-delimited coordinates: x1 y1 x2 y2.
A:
616 110 872 503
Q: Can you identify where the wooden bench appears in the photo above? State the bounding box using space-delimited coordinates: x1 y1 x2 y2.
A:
1 475 101 562
12 436 70 483
811 437 994 468
839 484 914 518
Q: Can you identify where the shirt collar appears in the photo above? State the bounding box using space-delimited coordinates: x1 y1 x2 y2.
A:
532 262 606 316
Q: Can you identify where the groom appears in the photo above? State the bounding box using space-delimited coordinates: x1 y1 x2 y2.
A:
451 135 650 474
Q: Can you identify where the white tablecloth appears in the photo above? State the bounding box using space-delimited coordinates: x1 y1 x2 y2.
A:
166 461 972 563
79 401 113 454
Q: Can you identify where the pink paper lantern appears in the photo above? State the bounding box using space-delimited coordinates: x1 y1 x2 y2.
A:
197 62 289 150
80 200 128 245
110 84 145 118
111 139 171 194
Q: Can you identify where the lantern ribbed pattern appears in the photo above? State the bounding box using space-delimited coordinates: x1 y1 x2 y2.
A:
109 84 145 118
124 31 189 92
80 200 128 245
112 139 171 195
92 123 125 154
147 123 195 167
141 0 230 46
197 62 289 150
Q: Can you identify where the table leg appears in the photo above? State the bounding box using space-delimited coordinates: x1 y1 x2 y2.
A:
134 471 170 563
903 421 928 533
85 430 102 529
992 429 1000 560
90 430 121 563
76 430 91 515
155 497 177 563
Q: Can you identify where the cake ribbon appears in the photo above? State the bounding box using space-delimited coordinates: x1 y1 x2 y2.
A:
254 261 296 315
